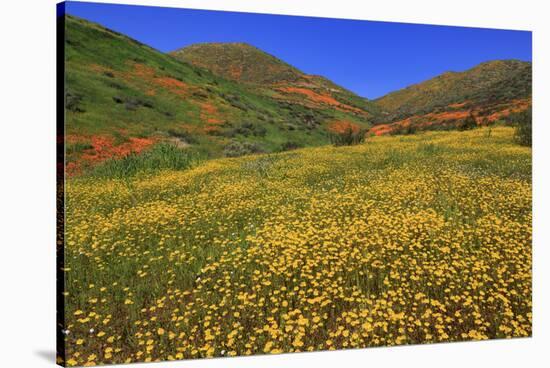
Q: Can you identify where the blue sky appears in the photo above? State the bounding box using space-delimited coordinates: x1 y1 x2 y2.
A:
63 1 532 99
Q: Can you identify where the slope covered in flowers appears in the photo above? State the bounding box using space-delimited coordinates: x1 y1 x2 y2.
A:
62 127 531 366
64 15 377 174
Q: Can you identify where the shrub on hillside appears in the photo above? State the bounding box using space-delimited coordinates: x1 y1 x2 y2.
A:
224 122 267 138
223 141 264 157
457 113 478 131
391 124 418 136
106 80 124 90
167 128 198 144
223 94 249 111
66 90 85 113
479 117 491 127
328 121 366 146
513 107 532 146
237 122 267 137
280 141 302 151
125 97 154 111
113 95 154 111
403 124 418 135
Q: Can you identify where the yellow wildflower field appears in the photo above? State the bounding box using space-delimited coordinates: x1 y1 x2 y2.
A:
62 127 531 365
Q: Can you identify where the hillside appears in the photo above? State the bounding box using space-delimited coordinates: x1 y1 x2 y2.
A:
171 42 304 84
171 43 380 122
372 60 531 135
64 16 378 174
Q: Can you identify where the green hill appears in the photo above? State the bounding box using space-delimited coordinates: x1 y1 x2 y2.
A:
375 60 531 118
171 42 304 84
371 60 531 134
64 15 378 174
171 42 380 123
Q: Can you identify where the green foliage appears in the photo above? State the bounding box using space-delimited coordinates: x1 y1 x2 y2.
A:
391 124 418 136
417 142 445 156
457 113 478 131
66 141 93 155
484 125 493 139
167 128 198 144
280 141 302 151
329 127 366 146
112 130 130 145
112 95 154 111
89 143 203 178
223 141 264 157
226 122 267 138
513 107 532 146
66 89 85 113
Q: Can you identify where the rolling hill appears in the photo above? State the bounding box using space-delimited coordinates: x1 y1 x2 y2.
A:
171 43 379 119
171 42 305 84
63 15 378 174
371 60 532 135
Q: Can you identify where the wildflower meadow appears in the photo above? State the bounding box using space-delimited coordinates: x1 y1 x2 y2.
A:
61 127 531 366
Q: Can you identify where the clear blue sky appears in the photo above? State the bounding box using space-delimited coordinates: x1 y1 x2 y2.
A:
63 1 532 99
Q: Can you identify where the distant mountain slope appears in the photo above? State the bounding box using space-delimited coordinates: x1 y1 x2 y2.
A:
64 16 378 174
371 60 531 135
172 42 304 84
376 60 531 117
171 42 380 119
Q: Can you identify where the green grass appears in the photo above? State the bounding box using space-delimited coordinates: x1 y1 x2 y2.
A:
66 141 93 155
89 143 204 179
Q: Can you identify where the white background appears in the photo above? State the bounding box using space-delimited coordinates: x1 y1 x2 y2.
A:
1 0 548 367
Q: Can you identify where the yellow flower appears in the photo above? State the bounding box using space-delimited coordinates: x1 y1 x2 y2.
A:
263 341 273 352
